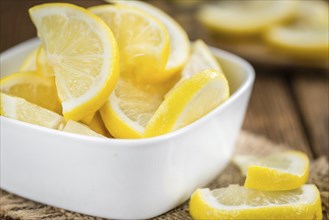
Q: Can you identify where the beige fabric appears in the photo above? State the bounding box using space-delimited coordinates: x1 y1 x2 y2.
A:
1 131 328 219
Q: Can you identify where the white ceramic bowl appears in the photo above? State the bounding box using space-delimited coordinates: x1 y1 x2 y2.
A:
0 38 254 219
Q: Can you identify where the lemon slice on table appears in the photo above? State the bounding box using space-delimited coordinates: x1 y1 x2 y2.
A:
189 184 322 220
100 78 177 139
264 1 329 59
144 69 229 138
29 3 119 121
62 120 105 138
233 151 309 191
0 71 61 114
36 46 54 76
0 93 64 129
107 0 190 75
197 1 298 36
89 4 170 83
19 47 39 71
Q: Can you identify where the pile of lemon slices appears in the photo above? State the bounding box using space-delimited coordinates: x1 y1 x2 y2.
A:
190 150 323 219
198 0 329 60
0 1 229 138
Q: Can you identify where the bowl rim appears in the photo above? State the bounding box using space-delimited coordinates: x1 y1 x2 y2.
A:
0 38 255 145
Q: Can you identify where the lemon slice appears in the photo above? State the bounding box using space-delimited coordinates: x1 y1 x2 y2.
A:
88 111 111 137
89 4 170 82
36 46 54 76
62 120 105 138
233 151 309 191
29 3 119 121
264 1 329 59
19 47 39 71
190 184 322 220
100 78 176 138
80 112 95 125
107 0 190 75
164 40 223 98
181 40 223 80
0 71 62 114
0 93 64 129
197 1 298 35
144 69 229 137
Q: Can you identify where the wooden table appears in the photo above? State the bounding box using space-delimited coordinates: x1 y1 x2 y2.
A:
1 0 328 160
1 1 329 220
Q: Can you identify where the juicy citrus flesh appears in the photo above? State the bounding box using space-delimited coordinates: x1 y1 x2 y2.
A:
89 4 170 83
108 0 190 75
62 120 104 138
181 40 223 81
0 71 62 114
189 184 322 220
242 151 310 191
100 76 178 139
144 69 229 138
0 92 64 129
164 39 224 98
19 47 39 71
197 1 298 35
29 3 119 121
36 45 55 76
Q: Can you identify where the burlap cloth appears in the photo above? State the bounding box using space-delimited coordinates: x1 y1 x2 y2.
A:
1 131 328 220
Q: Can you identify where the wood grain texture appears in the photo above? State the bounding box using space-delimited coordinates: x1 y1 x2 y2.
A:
291 74 329 158
242 74 313 158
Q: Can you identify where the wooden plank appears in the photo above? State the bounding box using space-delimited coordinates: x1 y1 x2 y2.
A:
291 74 329 158
242 74 313 157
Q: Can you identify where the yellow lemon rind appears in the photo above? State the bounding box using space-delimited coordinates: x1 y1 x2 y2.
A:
89 4 170 83
189 185 322 220
100 99 143 139
244 151 310 191
144 69 229 137
29 3 120 121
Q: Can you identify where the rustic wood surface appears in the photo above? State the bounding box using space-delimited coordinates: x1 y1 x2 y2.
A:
1 0 328 218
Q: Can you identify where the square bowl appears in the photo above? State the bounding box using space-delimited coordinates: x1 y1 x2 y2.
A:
0 38 254 219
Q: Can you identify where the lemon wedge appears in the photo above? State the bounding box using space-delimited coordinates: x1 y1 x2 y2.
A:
89 4 170 83
19 47 39 71
29 3 119 121
88 111 112 137
107 0 190 75
197 1 298 35
0 93 64 129
0 71 61 114
181 40 223 80
264 1 329 59
62 120 105 138
80 112 95 125
233 151 309 191
165 40 223 98
36 46 54 76
190 184 322 220
144 69 229 137
100 78 176 138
